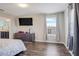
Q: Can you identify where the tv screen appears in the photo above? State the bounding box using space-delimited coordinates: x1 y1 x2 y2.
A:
19 18 33 26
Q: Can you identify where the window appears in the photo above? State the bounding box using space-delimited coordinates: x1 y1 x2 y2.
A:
0 19 9 30
46 17 56 27
46 16 56 34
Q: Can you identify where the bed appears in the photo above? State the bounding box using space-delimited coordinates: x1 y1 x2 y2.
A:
0 39 26 56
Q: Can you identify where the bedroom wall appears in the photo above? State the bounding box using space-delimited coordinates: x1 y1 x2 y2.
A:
14 12 65 43
0 12 16 39
0 12 65 43
14 14 46 42
64 4 69 47
0 13 46 42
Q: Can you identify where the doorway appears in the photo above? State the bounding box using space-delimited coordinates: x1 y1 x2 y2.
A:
46 15 57 42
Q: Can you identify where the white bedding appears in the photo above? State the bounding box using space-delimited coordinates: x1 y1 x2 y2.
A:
0 39 26 56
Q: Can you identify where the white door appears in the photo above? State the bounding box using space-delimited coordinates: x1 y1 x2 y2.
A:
46 16 57 42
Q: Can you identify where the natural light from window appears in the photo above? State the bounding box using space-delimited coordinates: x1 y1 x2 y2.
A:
46 17 56 27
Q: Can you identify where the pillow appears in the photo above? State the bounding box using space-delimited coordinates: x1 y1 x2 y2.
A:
18 31 24 33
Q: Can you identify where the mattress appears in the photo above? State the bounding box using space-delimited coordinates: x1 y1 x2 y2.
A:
0 39 26 56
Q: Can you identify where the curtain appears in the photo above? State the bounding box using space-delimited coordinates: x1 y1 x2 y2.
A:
46 12 65 43
73 3 79 56
67 3 74 51
56 12 65 42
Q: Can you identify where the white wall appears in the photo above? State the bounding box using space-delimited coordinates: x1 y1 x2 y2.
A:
14 13 65 43
0 12 16 39
15 14 46 41
0 12 65 43
64 5 69 47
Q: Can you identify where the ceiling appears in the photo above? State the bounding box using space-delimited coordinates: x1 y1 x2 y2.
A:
0 3 67 16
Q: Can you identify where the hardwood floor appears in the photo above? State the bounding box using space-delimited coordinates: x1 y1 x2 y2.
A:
17 42 71 56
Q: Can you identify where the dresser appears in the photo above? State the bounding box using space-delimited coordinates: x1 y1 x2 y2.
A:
14 32 35 42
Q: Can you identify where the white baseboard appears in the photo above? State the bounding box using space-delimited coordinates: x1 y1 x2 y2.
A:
35 40 64 44
62 43 74 56
69 50 74 56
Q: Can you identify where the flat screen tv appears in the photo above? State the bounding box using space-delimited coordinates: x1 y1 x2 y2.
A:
19 18 33 26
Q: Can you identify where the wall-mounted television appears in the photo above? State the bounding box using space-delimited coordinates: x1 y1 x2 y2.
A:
19 18 33 26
